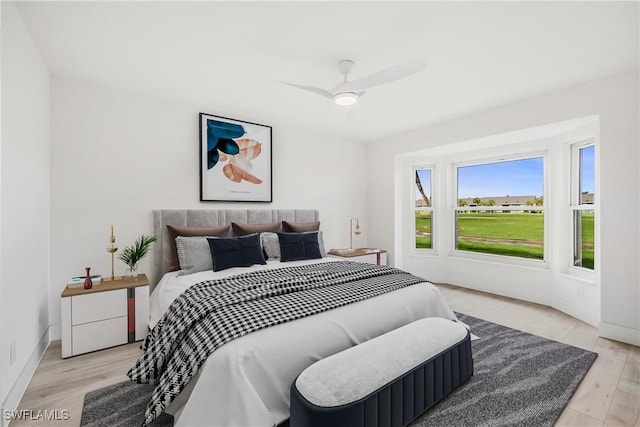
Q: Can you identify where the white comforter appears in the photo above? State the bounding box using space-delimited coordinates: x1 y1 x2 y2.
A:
149 258 456 427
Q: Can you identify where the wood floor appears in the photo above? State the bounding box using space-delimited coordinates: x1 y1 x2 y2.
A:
9 283 640 427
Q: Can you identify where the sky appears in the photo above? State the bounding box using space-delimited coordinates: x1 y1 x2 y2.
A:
580 145 595 194
416 150 595 200
457 157 544 198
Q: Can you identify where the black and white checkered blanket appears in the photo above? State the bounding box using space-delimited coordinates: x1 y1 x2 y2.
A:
127 261 425 425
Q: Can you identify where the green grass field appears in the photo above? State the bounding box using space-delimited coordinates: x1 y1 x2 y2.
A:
456 212 544 260
415 211 594 268
576 212 595 269
415 211 432 249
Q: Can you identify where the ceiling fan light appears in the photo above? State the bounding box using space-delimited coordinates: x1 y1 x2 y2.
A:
333 92 358 106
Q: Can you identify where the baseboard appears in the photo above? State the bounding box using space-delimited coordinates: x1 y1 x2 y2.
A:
551 297 599 328
599 321 640 346
1 328 51 427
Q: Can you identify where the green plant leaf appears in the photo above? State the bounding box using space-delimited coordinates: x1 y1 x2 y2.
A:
118 234 158 267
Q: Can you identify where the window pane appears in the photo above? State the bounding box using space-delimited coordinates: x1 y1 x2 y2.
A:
455 211 544 260
456 158 544 260
573 210 594 270
458 158 544 204
579 145 595 204
415 169 431 208
415 211 432 249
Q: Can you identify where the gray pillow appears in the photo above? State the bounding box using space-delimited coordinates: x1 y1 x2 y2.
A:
166 224 230 272
261 232 281 260
317 230 327 257
175 236 213 276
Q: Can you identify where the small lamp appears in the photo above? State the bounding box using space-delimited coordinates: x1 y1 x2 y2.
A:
350 218 362 249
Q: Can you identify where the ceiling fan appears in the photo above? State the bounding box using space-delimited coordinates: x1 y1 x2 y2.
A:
280 59 427 106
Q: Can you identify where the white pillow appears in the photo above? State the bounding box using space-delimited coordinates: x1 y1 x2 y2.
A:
260 232 281 260
318 230 328 257
175 236 213 276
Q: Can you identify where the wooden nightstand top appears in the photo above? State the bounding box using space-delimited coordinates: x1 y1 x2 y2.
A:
61 274 149 298
328 248 387 258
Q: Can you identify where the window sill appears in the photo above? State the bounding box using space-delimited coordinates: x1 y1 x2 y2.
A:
410 249 439 257
448 249 550 271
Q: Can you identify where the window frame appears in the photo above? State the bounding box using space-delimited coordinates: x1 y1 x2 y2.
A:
450 152 548 265
413 165 436 252
569 140 596 273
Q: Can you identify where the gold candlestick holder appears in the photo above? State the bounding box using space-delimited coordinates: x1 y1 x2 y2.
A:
105 225 119 281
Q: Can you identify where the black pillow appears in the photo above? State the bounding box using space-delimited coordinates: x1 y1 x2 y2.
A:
207 233 266 272
278 232 322 262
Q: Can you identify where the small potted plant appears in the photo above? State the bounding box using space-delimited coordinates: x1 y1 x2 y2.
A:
118 234 157 281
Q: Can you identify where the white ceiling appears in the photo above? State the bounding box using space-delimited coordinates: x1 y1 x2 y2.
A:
15 1 639 142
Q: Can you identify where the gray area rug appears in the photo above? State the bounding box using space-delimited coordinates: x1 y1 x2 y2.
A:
408 313 598 427
80 381 172 427
80 313 597 427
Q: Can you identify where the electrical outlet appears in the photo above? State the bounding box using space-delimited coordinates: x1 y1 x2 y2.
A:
10 341 16 365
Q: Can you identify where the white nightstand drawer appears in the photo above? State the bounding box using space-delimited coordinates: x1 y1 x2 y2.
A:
72 289 127 325
353 253 378 264
61 274 150 357
72 316 128 355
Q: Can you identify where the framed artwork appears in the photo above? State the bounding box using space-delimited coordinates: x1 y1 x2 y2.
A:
199 113 272 202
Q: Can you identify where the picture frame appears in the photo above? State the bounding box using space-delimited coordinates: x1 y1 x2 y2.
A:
199 113 272 202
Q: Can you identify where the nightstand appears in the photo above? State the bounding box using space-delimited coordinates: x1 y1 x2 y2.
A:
60 274 149 358
328 248 387 266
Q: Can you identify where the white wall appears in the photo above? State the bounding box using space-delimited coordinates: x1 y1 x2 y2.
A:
366 70 639 345
49 77 368 338
0 2 51 419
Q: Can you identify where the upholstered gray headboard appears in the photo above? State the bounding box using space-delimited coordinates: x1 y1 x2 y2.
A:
151 209 319 289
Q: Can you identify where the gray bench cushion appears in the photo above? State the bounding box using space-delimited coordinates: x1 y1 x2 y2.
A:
295 318 467 406
290 317 473 427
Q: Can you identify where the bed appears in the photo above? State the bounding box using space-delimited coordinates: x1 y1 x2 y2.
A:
132 209 457 427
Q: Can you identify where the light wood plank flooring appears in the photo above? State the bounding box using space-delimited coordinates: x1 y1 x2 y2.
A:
9 283 640 426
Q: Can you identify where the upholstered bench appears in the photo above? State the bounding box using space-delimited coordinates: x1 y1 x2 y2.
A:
290 317 473 427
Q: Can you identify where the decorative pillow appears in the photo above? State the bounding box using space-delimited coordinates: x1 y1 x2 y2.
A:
175 237 213 276
278 232 322 262
207 233 266 272
282 221 320 232
260 232 281 260
231 222 281 236
316 230 328 257
166 224 230 272
281 222 326 256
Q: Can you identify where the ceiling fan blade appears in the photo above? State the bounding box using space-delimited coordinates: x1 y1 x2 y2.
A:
276 81 334 100
334 59 427 93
